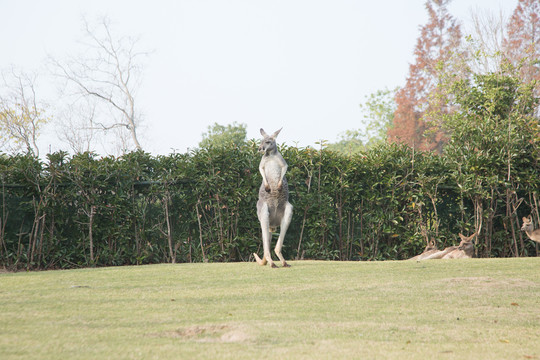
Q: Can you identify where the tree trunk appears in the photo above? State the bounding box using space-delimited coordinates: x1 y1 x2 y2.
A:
88 205 96 263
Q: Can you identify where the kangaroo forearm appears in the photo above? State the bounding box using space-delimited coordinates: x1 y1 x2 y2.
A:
259 166 268 185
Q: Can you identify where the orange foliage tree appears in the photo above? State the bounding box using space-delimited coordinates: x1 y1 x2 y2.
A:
388 0 464 152
503 0 540 87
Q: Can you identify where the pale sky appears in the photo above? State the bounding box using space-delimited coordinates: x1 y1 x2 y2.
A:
1 0 517 155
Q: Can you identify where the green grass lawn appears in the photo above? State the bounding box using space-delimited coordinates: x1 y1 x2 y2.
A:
1 259 539 359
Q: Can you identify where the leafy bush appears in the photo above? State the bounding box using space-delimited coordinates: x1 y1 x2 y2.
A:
0 138 537 270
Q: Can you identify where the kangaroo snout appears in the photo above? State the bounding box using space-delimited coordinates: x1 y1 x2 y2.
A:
259 138 275 154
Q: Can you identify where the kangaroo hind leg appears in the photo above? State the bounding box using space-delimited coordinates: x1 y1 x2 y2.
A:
275 202 293 267
255 202 276 267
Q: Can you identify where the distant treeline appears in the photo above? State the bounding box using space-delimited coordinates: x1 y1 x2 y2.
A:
0 138 538 270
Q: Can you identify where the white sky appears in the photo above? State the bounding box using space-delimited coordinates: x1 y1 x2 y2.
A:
1 0 517 155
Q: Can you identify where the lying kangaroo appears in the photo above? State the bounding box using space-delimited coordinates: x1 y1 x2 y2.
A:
441 233 476 259
521 215 540 244
409 240 439 260
422 216 481 260
422 232 477 260
253 128 292 268
422 244 458 260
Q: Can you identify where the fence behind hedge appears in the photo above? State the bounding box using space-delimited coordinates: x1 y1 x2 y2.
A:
0 140 538 270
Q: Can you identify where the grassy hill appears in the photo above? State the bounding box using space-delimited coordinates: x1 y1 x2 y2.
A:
1 259 539 359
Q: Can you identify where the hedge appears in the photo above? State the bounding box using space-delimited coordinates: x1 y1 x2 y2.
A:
1 138 538 270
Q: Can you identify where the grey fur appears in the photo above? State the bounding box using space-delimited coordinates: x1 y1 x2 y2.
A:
253 128 292 268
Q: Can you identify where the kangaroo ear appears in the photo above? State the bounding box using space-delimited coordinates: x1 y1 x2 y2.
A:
272 128 282 138
459 233 466 241
260 128 268 137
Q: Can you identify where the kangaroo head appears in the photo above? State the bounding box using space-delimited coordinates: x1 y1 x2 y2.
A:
457 238 474 251
521 215 533 232
259 128 282 155
457 233 475 253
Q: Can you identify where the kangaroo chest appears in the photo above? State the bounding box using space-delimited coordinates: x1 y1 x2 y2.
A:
263 157 283 185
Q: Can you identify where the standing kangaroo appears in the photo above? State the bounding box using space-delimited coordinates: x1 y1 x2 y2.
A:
253 128 292 268
521 215 540 244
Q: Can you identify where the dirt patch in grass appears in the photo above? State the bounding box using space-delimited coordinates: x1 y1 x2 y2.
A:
149 324 251 343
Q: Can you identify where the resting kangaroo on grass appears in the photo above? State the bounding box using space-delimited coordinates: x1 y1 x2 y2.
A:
441 232 476 259
408 240 439 260
421 216 481 260
253 128 292 268
422 232 478 260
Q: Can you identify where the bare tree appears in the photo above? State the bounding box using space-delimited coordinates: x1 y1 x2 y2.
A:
51 16 148 153
465 8 507 74
0 68 48 157
56 98 98 154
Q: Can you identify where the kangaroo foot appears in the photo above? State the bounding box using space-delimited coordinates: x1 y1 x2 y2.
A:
271 262 278 268
282 262 291 268
253 253 267 266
